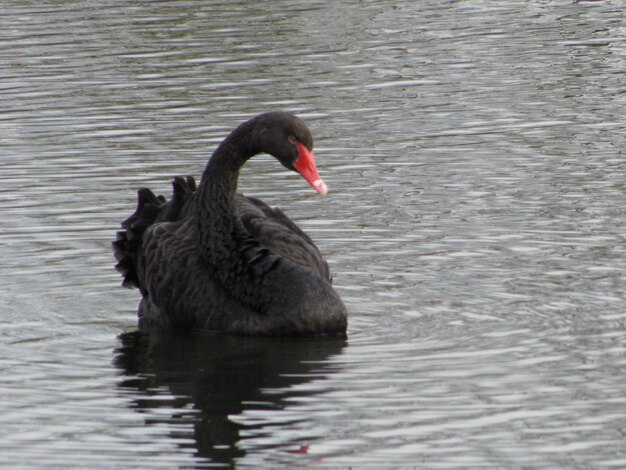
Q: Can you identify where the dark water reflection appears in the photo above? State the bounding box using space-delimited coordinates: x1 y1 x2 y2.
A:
1 0 626 468
115 330 345 466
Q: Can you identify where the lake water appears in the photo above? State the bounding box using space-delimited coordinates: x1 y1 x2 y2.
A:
1 0 625 467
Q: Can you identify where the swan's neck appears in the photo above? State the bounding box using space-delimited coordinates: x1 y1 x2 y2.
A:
201 119 257 190
195 122 262 297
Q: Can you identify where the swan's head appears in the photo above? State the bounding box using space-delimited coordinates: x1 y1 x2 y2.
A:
254 112 328 196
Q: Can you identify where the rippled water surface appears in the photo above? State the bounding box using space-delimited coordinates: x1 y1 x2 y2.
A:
1 1 625 467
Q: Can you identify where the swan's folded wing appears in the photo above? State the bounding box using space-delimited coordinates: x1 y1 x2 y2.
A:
237 195 331 282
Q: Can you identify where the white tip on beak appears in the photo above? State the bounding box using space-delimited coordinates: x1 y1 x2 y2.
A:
312 178 328 196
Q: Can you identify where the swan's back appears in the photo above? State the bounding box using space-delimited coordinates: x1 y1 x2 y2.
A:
113 176 332 293
113 176 196 290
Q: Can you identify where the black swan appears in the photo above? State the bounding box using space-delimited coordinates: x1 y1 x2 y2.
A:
113 112 347 336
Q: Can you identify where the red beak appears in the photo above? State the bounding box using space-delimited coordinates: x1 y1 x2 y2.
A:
292 142 328 196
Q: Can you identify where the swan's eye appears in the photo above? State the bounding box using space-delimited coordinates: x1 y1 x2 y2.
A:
288 135 298 145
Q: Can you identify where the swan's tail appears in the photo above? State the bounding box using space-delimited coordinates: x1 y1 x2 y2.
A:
113 176 197 289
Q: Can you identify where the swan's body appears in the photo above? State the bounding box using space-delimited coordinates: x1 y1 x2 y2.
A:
113 112 347 336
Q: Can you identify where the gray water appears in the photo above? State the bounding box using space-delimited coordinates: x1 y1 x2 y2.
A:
1 0 625 467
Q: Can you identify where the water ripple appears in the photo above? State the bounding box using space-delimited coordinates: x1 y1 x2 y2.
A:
1 0 625 467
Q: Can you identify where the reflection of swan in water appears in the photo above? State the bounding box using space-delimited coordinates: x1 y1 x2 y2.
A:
114 328 346 466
